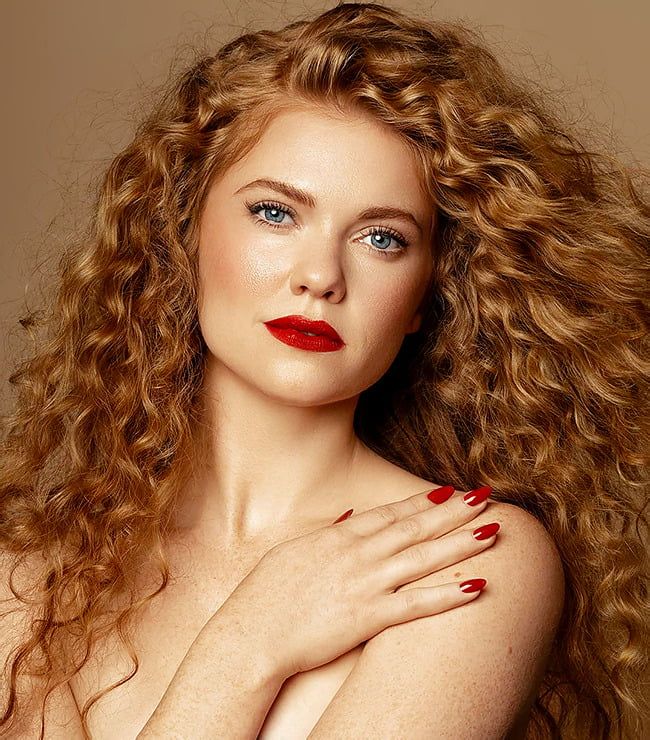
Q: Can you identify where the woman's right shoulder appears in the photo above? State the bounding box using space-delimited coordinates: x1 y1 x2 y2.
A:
0 547 85 739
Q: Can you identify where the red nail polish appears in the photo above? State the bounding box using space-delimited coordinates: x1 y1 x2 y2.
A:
427 485 455 504
463 486 492 506
459 578 487 593
472 522 500 540
333 508 354 523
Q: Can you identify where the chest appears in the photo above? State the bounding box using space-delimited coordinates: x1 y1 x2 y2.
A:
68 548 364 739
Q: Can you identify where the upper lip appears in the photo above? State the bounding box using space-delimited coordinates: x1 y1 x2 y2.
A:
265 315 344 343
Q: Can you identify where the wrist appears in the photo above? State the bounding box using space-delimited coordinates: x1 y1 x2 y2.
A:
203 603 292 686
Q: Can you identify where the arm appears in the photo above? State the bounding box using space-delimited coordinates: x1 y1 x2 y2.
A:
1 549 284 740
136 604 288 740
306 503 566 739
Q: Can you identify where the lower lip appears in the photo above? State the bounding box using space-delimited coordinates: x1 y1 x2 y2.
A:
264 324 344 352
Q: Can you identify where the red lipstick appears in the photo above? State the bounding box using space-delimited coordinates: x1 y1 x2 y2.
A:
264 315 344 353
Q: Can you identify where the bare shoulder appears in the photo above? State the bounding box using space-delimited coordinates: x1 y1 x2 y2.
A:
305 483 567 738
381 490 566 726
394 487 566 625
360 461 566 609
0 548 84 738
363 467 566 642
463 497 565 589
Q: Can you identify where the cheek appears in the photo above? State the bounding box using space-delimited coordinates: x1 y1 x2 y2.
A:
363 274 423 334
237 243 283 297
199 226 268 307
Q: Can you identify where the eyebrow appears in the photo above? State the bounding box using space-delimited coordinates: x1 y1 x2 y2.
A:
234 177 423 236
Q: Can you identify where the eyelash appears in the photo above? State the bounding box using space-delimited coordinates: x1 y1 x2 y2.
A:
244 199 410 257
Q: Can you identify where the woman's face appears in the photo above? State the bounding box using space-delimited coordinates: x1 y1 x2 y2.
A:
197 105 434 405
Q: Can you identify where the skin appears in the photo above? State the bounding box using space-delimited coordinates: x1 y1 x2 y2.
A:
174 104 436 550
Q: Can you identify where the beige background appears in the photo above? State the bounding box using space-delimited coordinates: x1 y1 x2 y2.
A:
1 0 649 728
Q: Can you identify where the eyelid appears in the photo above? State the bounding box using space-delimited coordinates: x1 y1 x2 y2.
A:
245 198 409 252
253 199 297 218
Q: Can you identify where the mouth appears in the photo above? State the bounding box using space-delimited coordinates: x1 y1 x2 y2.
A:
263 314 345 353
264 315 344 343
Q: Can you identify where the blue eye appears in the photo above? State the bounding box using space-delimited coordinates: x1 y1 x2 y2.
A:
248 201 293 226
245 200 409 257
358 228 408 255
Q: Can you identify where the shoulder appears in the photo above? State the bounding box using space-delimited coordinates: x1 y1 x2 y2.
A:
397 493 566 629
362 470 567 655
380 492 567 694
469 498 565 594
306 490 567 737
479 498 565 609
363 467 566 619
395 493 566 715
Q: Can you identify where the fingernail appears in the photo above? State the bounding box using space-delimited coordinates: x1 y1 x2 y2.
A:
459 578 487 593
333 508 354 523
426 485 455 504
472 522 500 540
463 485 492 506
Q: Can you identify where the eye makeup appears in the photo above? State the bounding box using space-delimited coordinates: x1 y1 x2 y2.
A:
244 199 410 258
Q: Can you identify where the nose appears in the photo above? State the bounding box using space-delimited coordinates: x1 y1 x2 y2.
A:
289 237 347 302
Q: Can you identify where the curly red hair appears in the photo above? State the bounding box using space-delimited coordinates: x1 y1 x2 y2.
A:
1 3 648 738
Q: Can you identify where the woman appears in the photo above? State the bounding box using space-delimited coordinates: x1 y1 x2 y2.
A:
1 3 648 738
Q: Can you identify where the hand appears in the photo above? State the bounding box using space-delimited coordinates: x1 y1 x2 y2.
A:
216 485 497 679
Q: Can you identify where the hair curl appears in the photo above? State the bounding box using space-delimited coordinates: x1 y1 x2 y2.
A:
1 3 648 738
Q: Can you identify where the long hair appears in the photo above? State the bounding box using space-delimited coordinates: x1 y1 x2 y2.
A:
1 3 648 738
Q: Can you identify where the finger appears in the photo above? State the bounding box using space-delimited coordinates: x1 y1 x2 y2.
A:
376 579 488 631
366 486 493 558
379 520 500 592
332 508 354 524
345 486 492 544
340 485 457 536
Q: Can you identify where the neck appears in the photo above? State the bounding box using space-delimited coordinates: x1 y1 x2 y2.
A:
174 357 377 547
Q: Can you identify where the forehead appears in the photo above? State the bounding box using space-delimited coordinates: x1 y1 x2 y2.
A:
219 105 431 215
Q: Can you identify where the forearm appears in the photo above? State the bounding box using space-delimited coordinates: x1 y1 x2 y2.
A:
136 608 287 739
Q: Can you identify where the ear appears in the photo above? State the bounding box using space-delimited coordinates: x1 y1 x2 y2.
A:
405 311 422 334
